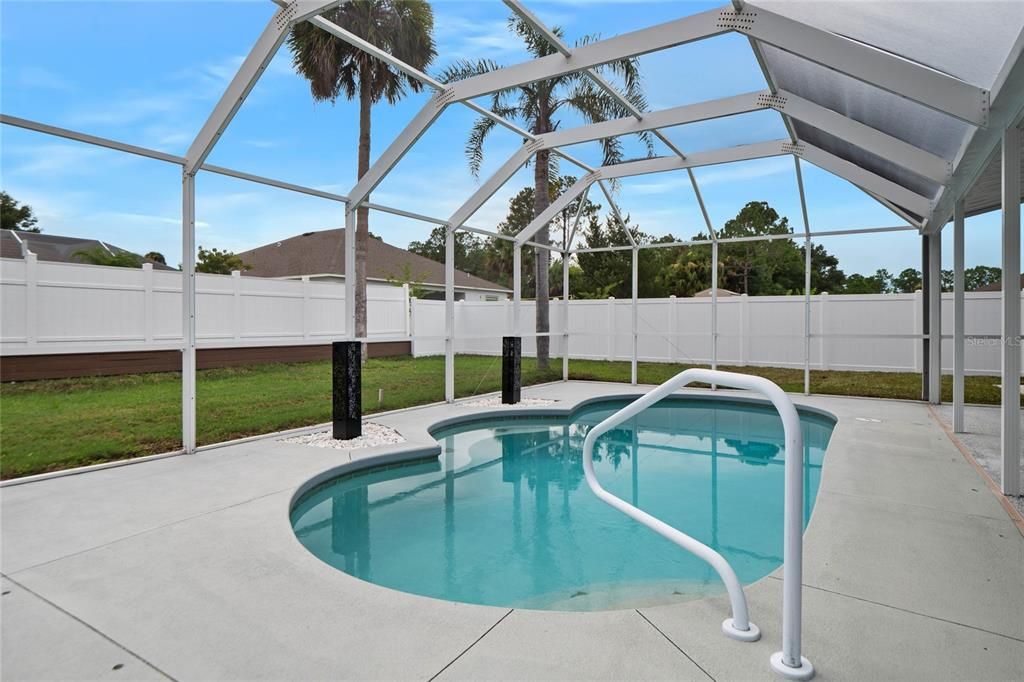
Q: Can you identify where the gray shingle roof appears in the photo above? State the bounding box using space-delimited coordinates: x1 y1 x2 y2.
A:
238 229 509 292
0 230 174 269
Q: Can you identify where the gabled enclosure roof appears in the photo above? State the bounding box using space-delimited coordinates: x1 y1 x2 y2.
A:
754 0 1024 228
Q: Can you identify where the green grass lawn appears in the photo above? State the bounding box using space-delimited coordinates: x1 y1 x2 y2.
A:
0 355 1015 479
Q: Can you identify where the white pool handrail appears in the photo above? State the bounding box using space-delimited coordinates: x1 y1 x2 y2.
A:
580 369 814 681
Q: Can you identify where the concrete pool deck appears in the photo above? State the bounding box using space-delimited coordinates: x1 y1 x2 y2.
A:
2 382 1022 680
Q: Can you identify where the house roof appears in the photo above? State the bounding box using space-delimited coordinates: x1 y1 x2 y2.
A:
238 229 509 292
974 273 1024 292
0 230 174 269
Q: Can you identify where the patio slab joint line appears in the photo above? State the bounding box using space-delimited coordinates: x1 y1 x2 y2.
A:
635 608 716 681
8 487 293 576
1 573 178 681
427 608 513 681
765 575 1024 643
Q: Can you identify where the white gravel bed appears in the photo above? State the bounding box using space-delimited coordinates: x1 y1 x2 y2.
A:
281 422 405 450
458 397 558 408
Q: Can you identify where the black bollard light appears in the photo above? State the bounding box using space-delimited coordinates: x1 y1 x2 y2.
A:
502 336 521 405
332 341 361 440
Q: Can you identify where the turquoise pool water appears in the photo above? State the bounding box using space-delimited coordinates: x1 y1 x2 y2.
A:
290 397 835 611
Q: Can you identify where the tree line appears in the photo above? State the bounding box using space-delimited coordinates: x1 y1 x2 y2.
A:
409 185 1003 298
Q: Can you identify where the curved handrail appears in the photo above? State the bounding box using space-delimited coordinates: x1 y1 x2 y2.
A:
581 369 814 679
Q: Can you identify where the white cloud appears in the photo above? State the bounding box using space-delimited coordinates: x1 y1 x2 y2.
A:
15 66 76 92
434 14 526 62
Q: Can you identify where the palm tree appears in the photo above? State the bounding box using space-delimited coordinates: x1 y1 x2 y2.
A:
439 16 652 369
288 1 436 350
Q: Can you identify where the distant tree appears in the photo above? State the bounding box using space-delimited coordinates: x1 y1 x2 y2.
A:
803 242 846 293
843 269 892 294
965 265 1001 291
576 214 649 299
145 251 166 265
196 246 250 275
73 247 143 268
717 202 801 295
408 226 485 276
1 191 40 232
892 267 922 293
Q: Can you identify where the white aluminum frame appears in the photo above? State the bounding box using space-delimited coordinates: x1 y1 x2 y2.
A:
582 369 813 679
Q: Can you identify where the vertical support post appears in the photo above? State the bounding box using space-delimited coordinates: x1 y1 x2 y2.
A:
562 250 570 381
344 207 357 342
231 270 242 342
1000 124 1021 496
921 235 931 401
402 282 411 338
332 341 361 440
24 252 37 346
953 200 966 431
607 296 615 361
142 262 154 344
631 246 638 385
711 240 719 373
928 231 942 404
669 295 678 363
445 225 455 403
739 294 750 366
513 245 522 336
804 239 811 395
502 336 521 404
181 172 197 454
819 292 829 371
301 275 311 341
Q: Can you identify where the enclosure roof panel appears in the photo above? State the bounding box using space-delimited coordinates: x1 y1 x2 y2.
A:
754 1 1024 89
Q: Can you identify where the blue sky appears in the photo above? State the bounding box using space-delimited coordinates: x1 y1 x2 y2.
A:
0 0 1015 276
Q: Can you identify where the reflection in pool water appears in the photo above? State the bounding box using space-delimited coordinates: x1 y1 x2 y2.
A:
290 398 834 611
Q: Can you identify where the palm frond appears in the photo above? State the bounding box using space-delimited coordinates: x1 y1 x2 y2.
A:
436 58 502 84
508 15 564 58
466 116 497 178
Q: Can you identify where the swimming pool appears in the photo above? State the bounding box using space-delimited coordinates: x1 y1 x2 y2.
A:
290 396 835 611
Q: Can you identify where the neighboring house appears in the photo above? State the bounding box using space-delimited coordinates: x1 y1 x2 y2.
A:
973 273 1024 292
238 229 509 301
0 229 173 269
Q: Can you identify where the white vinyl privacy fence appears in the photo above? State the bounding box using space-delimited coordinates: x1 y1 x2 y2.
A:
0 256 408 354
2 256 1019 375
415 293 1022 375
